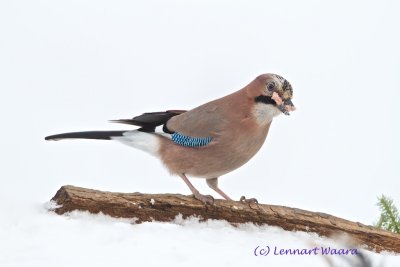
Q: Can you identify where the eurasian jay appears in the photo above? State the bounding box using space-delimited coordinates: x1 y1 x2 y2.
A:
45 73 295 204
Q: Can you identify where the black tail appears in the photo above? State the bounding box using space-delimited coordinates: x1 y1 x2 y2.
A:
45 131 126 141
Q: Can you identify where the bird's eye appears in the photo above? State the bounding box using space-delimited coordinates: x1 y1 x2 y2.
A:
267 81 276 91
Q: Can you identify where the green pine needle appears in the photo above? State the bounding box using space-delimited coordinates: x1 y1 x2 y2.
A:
375 195 400 234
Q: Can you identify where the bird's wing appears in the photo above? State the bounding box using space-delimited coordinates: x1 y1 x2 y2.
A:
110 110 187 132
112 100 231 147
166 101 228 138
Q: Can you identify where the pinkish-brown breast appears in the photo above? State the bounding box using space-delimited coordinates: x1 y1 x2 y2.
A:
158 89 272 178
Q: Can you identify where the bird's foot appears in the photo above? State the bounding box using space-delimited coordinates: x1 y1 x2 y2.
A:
193 193 214 205
240 196 259 205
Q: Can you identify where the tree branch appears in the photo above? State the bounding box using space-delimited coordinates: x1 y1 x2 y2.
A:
50 185 400 253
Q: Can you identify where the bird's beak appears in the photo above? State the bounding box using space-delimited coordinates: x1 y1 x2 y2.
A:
278 99 296 116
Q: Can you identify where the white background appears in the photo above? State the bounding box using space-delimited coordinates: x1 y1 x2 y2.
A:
0 0 399 266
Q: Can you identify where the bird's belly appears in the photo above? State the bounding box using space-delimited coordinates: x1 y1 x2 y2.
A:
159 122 271 178
186 152 254 179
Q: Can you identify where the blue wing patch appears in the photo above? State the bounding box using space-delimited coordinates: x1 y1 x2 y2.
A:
171 132 213 147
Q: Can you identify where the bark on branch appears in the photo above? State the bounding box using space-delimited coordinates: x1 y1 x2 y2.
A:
50 185 400 253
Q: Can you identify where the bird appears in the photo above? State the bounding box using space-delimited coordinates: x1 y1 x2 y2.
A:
45 73 295 204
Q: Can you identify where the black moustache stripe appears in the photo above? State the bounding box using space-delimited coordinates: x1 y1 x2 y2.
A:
254 95 276 105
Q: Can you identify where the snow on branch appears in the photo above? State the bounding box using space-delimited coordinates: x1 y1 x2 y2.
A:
50 185 400 254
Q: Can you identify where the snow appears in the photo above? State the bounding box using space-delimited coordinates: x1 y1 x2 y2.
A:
0 0 399 266
0 202 398 267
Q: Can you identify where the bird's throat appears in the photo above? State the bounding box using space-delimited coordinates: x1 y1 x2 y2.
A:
252 102 281 126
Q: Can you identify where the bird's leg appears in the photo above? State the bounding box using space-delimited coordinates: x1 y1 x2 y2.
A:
206 178 233 201
206 178 258 204
178 173 214 204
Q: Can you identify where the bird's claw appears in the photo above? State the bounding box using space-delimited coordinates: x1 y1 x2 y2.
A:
193 193 214 205
240 196 259 205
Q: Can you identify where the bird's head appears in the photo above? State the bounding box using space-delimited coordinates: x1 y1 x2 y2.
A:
248 73 296 115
